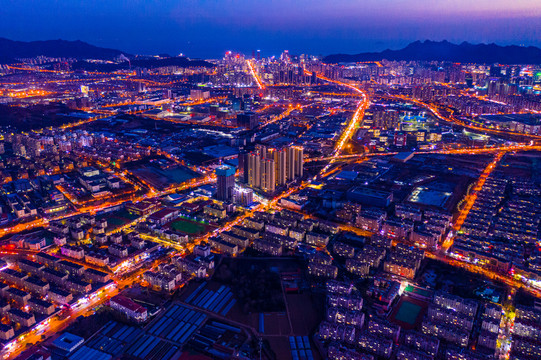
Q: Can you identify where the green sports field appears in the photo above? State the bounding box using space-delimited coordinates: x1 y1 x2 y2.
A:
170 219 207 235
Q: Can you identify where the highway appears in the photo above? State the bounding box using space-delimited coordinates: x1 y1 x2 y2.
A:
306 71 370 175
305 143 541 163
246 59 265 90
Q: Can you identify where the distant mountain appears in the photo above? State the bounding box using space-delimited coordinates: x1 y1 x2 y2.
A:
323 40 541 64
72 56 214 72
0 38 128 62
0 38 214 69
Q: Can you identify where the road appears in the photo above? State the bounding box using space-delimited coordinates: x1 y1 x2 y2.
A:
305 144 541 163
246 60 265 90
307 72 370 175
0 251 160 360
2 279 116 359
442 151 505 250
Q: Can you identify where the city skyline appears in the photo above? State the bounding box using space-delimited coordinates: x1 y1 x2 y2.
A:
1 0 541 58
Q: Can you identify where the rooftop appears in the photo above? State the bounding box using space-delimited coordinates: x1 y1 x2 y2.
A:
110 295 147 314
53 332 85 353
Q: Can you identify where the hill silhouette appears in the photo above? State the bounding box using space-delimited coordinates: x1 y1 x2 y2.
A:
323 40 541 64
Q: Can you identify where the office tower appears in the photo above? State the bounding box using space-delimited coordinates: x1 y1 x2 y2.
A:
465 74 473 88
230 96 242 111
279 70 285 84
238 151 249 183
237 112 258 130
215 165 236 201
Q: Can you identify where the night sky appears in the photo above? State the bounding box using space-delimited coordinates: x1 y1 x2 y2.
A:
2 0 541 58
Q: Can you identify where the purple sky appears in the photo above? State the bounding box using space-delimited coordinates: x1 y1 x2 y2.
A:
1 0 540 58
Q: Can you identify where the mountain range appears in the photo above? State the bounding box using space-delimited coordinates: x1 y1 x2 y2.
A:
0 38 127 62
0 38 214 68
323 40 541 64
2 38 541 65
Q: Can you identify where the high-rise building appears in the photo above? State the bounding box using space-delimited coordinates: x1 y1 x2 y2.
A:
238 151 249 183
244 145 303 194
215 165 236 201
273 148 288 186
233 187 253 206
261 158 276 192
190 89 210 101
237 112 258 129
287 146 304 180
136 82 145 93
248 152 261 189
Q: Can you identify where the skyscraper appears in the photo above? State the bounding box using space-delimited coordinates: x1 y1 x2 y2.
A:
274 148 288 186
215 165 236 201
293 146 304 178
287 146 303 180
244 145 304 194
238 151 249 183
248 152 261 189
261 158 276 193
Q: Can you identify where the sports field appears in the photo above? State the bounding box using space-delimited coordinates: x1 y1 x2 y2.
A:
170 218 208 235
97 210 139 231
389 295 428 330
394 300 422 325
